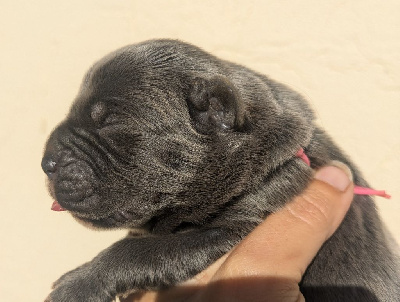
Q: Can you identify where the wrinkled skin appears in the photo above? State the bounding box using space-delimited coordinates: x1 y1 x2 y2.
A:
42 40 399 301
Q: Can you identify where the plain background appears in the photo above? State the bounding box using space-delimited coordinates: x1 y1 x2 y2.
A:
1 1 399 301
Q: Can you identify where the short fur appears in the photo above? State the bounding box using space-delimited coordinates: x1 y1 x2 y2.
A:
42 39 399 301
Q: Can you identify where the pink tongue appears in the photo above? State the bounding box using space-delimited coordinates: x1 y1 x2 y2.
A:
51 200 66 212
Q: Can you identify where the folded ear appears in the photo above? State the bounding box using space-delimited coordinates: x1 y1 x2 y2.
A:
187 76 245 134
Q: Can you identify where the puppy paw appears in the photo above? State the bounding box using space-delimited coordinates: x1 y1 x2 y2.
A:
46 262 114 302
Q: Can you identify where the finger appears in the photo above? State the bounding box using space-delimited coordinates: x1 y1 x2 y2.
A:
213 164 354 282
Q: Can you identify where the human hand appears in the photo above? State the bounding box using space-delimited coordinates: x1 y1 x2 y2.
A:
121 163 354 302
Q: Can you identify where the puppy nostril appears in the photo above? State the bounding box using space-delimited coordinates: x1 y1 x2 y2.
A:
41 157 57 176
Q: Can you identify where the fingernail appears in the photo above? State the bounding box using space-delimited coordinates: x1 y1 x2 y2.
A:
314 162 352 192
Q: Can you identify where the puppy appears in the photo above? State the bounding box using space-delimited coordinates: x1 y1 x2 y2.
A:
42 39 399 301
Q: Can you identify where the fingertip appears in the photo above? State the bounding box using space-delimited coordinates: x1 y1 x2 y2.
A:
314 163 352 192
310 163 355 237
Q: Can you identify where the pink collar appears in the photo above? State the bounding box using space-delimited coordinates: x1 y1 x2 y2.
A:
296 148 391 199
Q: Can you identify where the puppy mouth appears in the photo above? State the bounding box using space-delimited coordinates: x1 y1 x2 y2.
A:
48 179 144 229
50 194 144 229
45 161 148 229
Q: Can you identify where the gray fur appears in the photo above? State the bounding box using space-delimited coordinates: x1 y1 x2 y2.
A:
42 39 399 301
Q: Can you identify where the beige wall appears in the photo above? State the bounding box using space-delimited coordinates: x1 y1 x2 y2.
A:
1 0 399 300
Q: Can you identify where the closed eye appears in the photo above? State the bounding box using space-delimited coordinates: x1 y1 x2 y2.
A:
90 98 131 129
102 114 120 127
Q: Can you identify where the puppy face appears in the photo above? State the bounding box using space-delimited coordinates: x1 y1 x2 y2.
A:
42 40 313 232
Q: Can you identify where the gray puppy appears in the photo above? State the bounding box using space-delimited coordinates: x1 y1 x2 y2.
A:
42 39 399 301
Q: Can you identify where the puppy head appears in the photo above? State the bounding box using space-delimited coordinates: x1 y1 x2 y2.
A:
42 40 314 232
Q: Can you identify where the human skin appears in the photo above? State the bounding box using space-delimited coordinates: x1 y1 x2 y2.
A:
121 164 354 302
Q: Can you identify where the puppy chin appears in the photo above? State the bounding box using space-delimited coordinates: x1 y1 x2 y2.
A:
71 214 118 230
73 216 152 236
73 215 104 231
71 211 149 231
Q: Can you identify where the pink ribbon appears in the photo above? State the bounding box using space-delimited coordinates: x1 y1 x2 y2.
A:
296 148 391 199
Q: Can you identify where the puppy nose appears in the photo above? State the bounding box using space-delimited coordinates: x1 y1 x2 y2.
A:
41 156 57 177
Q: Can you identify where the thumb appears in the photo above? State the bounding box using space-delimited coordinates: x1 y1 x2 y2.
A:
310 162 355 238
213 163 355 283
284 162 355 243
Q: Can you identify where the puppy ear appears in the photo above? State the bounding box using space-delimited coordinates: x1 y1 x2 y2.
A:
188 76 245 134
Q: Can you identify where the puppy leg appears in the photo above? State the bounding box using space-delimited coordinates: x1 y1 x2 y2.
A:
47 227 245 302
